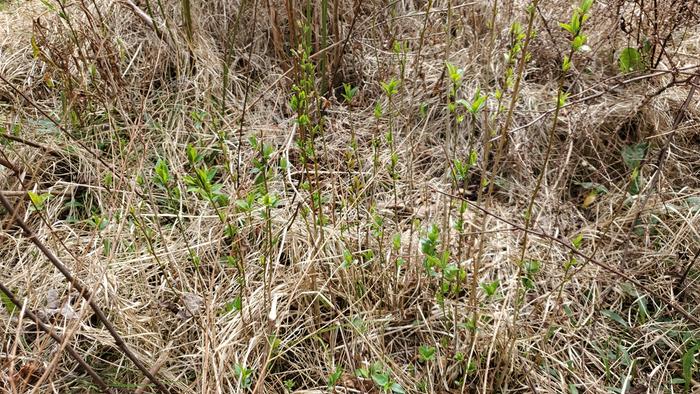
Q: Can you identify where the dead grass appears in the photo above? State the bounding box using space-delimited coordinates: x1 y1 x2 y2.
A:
1 0 699 393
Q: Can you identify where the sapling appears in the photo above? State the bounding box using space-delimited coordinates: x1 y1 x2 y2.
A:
506 0 595 382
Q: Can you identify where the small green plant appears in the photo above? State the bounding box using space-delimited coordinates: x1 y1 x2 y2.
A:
153 158 170 187
152 158 181 207
622 143 647 195
682 341 700 393
356 361 405 393
28 191 51 212
456 88 488 117
235 192 256 215
445 62 463 114
341 249 354 268
327 365 343 389
419 224 464 306
186 143 203 165
183 146 228 207
418 345 436 362
283 379 295 391
520 259 541 290
392 40 408 82
0 290 17 316
420 224 441 277
480 280 500 298
341 83 358 103
223 297 242 314
249 135 275 185
234 363 253 389
380 78 400 99
183 165 228 206
510 0 595 342
618 47 644 73
86 213 108 231
558 0 593 51
451 150 478 184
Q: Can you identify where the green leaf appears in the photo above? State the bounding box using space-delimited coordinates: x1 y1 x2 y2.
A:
572 35 587 51
342 249 353 268
469 150 478 166
571 234 583 249
521 276 536 290
445 62 463 84
419 345 436 362
580 0 594 12
568 383 579 394
470 95 487 113
391 383 406 394
374 102 383 118
328 365 343 387
622 143 647 170
28 191 50 211
342 83 358 102
31 36 41 59
524 259 541 274
233 364 252 388
601 309 629 328
224 297 242 313
371 372 389 387
154 159 170 185
186 144 201 164
392 233 401 250
455 99 469 108
562 55 571 72
618 47 644 73
559 22 574 35
571 11 583 33
558 91 570 107
480 280 500 297
381 79 400 97
1 291 17 316
629 168 643 195
682 344 700 391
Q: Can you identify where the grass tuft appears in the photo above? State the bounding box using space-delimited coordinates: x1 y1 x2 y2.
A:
1 0 700 392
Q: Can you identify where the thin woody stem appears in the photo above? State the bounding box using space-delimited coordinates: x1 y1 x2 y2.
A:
0 193 169 394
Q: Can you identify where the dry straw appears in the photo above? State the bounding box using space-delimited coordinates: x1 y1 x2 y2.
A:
1 0 699 392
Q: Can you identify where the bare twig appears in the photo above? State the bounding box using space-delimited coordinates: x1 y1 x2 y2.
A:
117 0 165 39
675 249 700 297
503 66 700 139
431 186 700 328
134 342 172 394
0 283 113 394
0 75 118 178
0 157 20 174
0 190 63 197
0 132 53 151
328 0 362 90
0 193 170 394
618 74 698 260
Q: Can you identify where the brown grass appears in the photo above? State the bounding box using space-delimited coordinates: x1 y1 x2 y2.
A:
1 0 699 393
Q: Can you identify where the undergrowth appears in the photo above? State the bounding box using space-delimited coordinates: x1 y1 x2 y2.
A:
1 0 699 392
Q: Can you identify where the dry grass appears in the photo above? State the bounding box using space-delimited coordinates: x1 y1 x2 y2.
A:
1 0 699 393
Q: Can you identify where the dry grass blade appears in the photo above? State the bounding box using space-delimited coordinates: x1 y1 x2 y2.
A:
432 186 700 328
1 0 700 392
0 283 113 393
0 193 169 393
